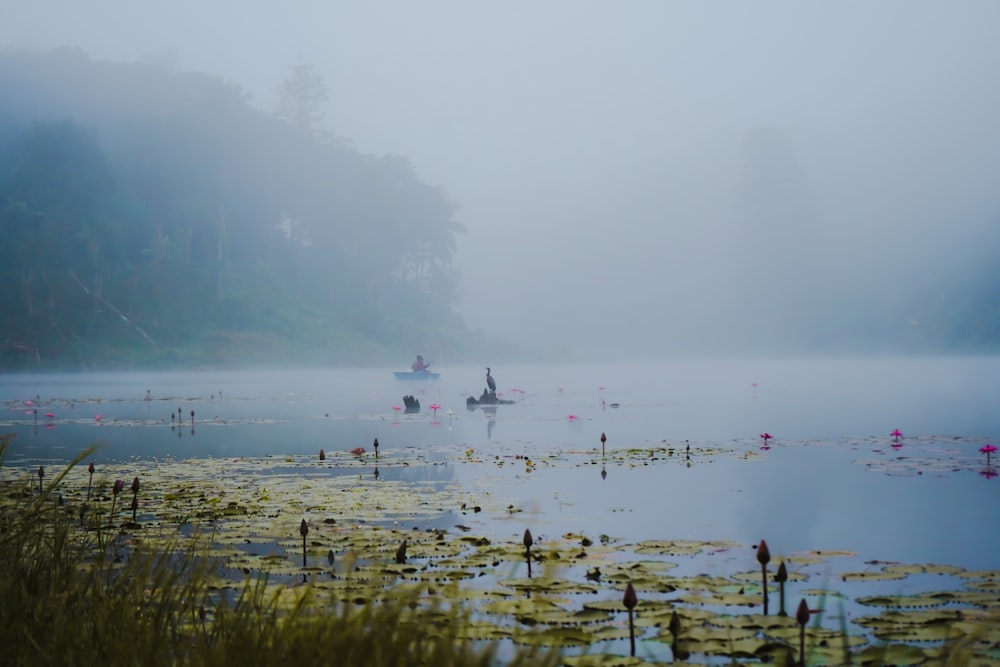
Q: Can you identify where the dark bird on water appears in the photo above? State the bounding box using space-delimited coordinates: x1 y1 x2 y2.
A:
486 367 497 394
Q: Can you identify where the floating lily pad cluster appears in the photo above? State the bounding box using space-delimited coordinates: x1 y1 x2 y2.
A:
4 442 997 666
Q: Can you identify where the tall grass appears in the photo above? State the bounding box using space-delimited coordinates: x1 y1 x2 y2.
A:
0 435 558 667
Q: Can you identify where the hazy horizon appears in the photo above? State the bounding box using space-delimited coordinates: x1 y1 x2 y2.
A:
4 1 999 361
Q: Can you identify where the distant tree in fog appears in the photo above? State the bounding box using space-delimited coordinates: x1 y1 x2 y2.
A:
274 59 330 139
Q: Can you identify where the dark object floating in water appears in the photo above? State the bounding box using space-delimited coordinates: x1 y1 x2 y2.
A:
393 371 441 380
609 403 620 408
403 395 420 413
467 389 514 410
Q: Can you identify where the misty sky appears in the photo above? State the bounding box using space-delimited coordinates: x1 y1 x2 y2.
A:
4 1 1000 359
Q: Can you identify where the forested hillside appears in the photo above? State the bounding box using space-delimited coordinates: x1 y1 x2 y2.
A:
0 49 476 370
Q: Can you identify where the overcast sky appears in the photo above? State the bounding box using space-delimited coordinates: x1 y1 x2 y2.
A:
4 1 1000 359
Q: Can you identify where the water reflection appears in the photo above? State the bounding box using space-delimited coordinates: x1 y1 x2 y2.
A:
2 359 999 572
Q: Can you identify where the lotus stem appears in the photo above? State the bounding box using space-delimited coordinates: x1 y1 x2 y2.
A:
300 519 309 568
131 476 140 521
374 437 379 459
669 609 682 659
600 432 606 456
796 598 810 666
623 582 638 657
110 479 124 525
395 539 407 564
523 529 533 578
776 561 788 616
87 461 95 501
37 466 44 493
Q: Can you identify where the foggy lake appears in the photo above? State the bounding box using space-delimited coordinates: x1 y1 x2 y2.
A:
3 356 998 575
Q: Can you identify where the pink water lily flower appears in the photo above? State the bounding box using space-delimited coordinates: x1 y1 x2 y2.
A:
891 429 903 442
760 433 773 443
981 444 997 465
430 403 441 415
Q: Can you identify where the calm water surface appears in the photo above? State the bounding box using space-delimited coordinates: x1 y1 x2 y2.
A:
2 357 998 573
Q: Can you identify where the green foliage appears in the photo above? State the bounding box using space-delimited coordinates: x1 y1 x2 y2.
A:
0 50 471 370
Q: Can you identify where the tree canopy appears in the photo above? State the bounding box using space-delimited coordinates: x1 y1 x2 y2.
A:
0 49 472 369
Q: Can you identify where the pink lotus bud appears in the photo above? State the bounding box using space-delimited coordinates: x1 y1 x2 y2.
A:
757 540 771 566
623 582 638 610
796 598 810 626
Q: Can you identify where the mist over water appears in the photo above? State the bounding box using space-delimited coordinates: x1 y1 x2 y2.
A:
3 358 998 573
4 357 998 453
3 2 999 360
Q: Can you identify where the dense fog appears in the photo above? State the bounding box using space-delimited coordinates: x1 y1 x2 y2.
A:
4 1 999 360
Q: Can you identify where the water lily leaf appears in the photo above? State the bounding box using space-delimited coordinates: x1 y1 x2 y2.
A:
955 569 1000 580
800 588 849 600
632 539 735 556
842 570 908 582
674 591 761 607
963 579 1000 592
856 592 965 609
511 626 594 647
502 576 600 596
707 613 799 632
580 598 653 614
788 548 857 561
732 568 807 583
560 654 657 667
882 563 966 577
856 643 928 665
452 619 515 641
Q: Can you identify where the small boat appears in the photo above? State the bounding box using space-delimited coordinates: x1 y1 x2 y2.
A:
394 371 441 380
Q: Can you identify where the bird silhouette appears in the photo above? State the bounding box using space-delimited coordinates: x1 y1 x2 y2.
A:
486 367 497 394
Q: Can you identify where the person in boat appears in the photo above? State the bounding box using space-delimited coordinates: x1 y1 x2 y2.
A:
411 355 431 372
